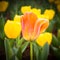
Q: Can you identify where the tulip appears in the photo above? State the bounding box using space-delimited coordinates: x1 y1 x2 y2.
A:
21 6 31 14
36 32 52 47
44 9 55 20
31 8 41 18
21 12 49 41
57 4 60 12
0 1 8 12
14 15 21 22
4 20 21 39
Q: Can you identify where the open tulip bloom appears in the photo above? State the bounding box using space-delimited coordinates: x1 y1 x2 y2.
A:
21 12 49 41
4 12 49 60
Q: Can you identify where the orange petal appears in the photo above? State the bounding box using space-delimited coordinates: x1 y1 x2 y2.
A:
21 12 38 40
34 18 49 39
40 19 49 33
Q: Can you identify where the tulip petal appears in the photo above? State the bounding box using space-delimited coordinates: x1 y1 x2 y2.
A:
34 18 49 39
21 12 38 40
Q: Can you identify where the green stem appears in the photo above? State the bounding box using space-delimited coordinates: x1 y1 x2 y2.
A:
30 42 33 60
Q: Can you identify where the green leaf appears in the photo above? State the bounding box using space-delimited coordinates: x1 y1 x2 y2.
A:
46 20 55 32
33 42 41 60
17 41 29 60
51 45 60 59
0 16 5 39
52 35 59 47
21 41 29 53
4 38 13 60
16 38 25 48
40 43 49 60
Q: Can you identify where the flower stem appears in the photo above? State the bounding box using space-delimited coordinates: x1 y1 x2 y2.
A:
30 42 33 60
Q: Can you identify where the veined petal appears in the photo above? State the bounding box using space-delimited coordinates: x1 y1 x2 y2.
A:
21 12 38 40
33 18 49 39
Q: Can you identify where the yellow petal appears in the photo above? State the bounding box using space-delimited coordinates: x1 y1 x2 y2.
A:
49 0 54 3
44 9 55 20
4 20 21 39
57 4 60 12
21 6 31 14
54 0 60 5
31 8 41 18
0 1 8 12
36 32 52 47
14 15 21 22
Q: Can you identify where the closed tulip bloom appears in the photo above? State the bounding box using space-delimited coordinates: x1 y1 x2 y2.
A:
4 20 21 39
0 1 8 12
44 9 55 20
49 0 54 3
21 12 49 41
57 4 60 12
14 15 21 22
36 32 52 47
21 6 31 14
31 8 41 18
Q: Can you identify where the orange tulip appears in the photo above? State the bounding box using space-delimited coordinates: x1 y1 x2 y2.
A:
21 12 49 41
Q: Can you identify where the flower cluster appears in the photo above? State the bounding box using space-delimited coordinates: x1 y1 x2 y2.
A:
2 3 57 60
4 5 55 47
21 6 55 20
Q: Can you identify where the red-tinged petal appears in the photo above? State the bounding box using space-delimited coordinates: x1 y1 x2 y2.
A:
40 19 49 33
21 12 38 40
33 18 49 39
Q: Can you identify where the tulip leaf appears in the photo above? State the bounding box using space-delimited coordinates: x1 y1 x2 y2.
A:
0 16 5 39
17 41 29 60
51 45 60 59
40 43 49 60
33 42 41 60
46 20 55 32
4 38 13 60
16 38 25 48
52 35 59 47
21 41 29 53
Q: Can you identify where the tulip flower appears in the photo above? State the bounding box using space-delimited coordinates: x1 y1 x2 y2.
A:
0 1 8 12
21 6 31 14
14 15 21 22
44 9 55 20
49 0 54 3
21 12 49 41
30 8 41 18
57 4 60 12
36 32 52 47
4 20 21 39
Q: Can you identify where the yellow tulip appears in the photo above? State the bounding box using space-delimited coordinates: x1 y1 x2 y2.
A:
36 32 52 47
49 0 54 3
57 4 60 12
44 9 55 20
21 6 31 14
31 8 41 18
57 29 60 38
0 1 8 12
14 15 21 22
4 20 21 39
54 0 60 5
